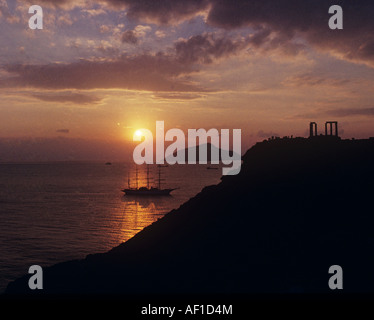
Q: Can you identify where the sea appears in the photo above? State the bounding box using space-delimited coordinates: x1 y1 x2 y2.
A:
0 162 222 293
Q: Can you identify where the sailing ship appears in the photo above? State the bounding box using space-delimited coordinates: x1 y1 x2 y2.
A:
122 165 177 196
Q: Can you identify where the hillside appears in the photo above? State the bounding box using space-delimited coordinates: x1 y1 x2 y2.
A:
5 136 374 294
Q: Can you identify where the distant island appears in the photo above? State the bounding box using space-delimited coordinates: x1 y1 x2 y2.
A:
5 123 374 295
165 142 240 162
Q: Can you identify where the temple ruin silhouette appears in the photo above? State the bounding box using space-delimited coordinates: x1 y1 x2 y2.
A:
309 122 317 137
309 121 339 138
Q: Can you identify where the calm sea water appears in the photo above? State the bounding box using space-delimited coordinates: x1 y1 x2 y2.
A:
0 162 222 292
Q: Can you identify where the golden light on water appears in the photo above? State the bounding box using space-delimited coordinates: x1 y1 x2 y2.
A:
118 198 167 243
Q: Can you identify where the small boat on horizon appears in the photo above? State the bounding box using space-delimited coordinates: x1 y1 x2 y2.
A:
122 165 177 196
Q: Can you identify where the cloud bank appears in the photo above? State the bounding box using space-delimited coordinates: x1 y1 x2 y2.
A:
1 53 202 92
104 0 374 67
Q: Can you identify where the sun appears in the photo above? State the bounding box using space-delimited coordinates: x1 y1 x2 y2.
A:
134 129 143 137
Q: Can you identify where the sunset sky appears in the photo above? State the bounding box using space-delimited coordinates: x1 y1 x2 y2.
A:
1 0 374 160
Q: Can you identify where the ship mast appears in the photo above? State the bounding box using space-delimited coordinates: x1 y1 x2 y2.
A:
135 166 139 189
146 165 150 189
157 165 166 189
158 165 161 189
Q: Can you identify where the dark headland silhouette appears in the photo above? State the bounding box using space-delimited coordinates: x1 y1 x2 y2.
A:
5 122 374 295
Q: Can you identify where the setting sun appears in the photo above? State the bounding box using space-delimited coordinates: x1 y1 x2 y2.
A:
135 130 143 137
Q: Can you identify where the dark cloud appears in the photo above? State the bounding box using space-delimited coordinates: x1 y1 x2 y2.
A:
0 27 304 93
23 0 82 10
1 31 270 93
152 92 205 100
121 30 138 44
246 26 306 57
290 107 374 120
0 54 203 92
206 0 374 66
29 1 374 65
326 107 374 117
206 0 326 30
0 0 20 23
0 1 10 17
107 0 374 66
0 137 133 162
4 1 374 98
284 73 352 87
175 33 249 64
104 0 210 24
32 92 102 104
174 30 303 67
56 129 70 133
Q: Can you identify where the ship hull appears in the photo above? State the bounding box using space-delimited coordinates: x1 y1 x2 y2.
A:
122 188 176 196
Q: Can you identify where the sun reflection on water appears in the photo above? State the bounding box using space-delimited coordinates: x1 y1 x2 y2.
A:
119 196 169 242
